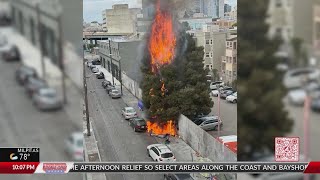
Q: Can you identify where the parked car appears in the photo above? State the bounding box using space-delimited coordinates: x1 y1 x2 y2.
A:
283 68 320 89
96 72 104 79
121 107 138 120
25 77 48 97
109 89 121 99
220 90 234 99
15 66 37 85
106 85 116 94
2 45 20 61
101 80 111 88
226 92 237 103
65 132 84 161
32 87 62 110
209 81 224 90
196 116 222 131
311 98 320 112
129 117 147 132
147 144 176 162
211 86 232 97
91 67 99 73
287 83 320 106
164 174 194 180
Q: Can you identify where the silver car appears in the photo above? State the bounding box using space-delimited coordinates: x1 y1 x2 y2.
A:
109 89 121 99
196 116 222 131
121 107 137 120
32 88 62 110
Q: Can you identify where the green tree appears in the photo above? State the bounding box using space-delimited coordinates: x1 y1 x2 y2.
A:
238 0 293 160
141 28 213 124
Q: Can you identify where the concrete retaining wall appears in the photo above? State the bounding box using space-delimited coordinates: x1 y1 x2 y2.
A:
178 114 236 162
122 73 142 99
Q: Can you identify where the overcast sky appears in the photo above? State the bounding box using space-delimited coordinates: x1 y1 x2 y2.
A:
83 0 237 23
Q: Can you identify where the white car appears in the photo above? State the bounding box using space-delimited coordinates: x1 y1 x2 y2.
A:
226 92 237 103
121 107 137 120
287 83 320 106
65 132 84 161
209 81 224 90
147 144 176 162
283 68 320 89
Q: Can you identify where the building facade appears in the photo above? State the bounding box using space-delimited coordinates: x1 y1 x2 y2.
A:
212 19 236 29
206 0 224 18
221 36 237 84
193 24 228 74
179 17 213 30
98 39 142 82
224 4 232 13
11 0 62 65
314 4 320 60
103 4 141 35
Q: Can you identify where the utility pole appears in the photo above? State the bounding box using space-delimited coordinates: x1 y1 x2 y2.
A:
119 59 123 95
58 15 67 104
36 4 46 80
83 35 91 136
109 40 115 85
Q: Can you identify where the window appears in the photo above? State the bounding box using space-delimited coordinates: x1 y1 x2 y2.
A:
210 39 213 44
233 42 237 49
210 52 213 57
233 57 237 63
233 71 237 76
206 40 210 44
205 53 210 57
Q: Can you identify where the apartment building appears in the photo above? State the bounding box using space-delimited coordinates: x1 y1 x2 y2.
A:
193 24 228 75
221 36 237 84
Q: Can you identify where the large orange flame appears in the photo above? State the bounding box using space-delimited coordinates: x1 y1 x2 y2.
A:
147 120 176 136
146 0 177 136
148 0 176 73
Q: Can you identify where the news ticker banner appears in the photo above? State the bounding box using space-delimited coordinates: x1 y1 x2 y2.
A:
1 162 320 174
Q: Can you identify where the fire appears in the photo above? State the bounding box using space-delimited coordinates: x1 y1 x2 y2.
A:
145 0 177 136
147 120 176 136
148 0 176 73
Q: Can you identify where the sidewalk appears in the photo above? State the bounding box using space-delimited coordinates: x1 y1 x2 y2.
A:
0 27 82 129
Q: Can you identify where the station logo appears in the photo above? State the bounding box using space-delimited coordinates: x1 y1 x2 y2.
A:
43 163 67 174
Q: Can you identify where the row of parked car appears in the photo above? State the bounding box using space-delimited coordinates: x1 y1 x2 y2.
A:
210 81 237 103
15 65 63 111
284 67 320 112
0 33 21 61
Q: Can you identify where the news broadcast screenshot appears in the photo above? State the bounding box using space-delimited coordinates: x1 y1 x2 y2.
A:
0 0 319 179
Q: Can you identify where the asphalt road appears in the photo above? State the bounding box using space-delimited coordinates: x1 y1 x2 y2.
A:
86 67 163 180
208 96 237 137
0 58 82 180
285 98 320 161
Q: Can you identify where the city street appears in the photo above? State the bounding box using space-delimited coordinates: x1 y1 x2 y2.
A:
0 58 82 180
209 96 237 137
86 67 163 180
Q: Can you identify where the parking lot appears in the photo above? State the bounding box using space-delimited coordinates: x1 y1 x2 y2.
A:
208 95 237 137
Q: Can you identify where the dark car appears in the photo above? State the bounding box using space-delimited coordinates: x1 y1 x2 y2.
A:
220 90 234 99
101 80 111 88
3 45 20 61
129 118 147 132
311 98 320 112
164 173 194 180
106 85 116 94
15 66 37 85
25 77 48 97
96 72 104 79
